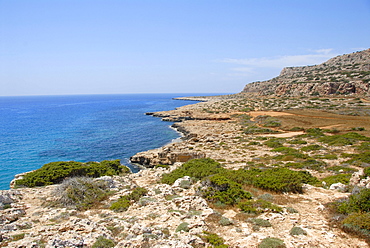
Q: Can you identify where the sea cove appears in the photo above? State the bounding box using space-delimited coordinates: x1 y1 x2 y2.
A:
0 94 211 190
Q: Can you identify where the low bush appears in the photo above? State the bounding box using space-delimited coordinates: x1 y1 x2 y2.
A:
356 142 370 151
319 132 370 146
264 139 284 148
175 222 189 232
200 231 228 248
219 216 233 226
364 167 370 177
338 188 370 214
238 199 282 214
287 159 327 171
160 158 225 185
225 167 318 193
290 226 307 236
327 166 357 174
200 174 252 205
244 125 277 134
258 237 286 248
248 218 272 229
92 236 115 248
15 160 128 187
110 187 148 212
287 138 307 145
342 213 370 240
289 127 305 132
343 151 370 166
322 174 351 187
300 144 324 152
301 128 325 138
252 168 318 193
272 147 308 161
53 177 110 210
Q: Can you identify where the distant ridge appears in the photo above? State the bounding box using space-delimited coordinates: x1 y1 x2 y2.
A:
242 49 370 96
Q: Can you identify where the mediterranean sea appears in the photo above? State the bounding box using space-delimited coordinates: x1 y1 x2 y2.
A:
0 93 211 190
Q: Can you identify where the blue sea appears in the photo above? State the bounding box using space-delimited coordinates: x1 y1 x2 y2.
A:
0 93 210 190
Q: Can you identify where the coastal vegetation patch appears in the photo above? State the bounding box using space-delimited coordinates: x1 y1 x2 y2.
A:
14 160 129 187
329 188 370 242
52 177 111 210
110 187 148 212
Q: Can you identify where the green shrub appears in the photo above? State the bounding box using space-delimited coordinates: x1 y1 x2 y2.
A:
342 213 370 240
264 139 284 148
225 167 318 193
319 132 370 146
272 147 308 161
301 128 325 138
322 174 351 187
175 222 189 232
357 142 370 151
244 125 277 134
287 159 327 171
110 197 130 212
201 231 228 248
258 237 286 248
338 188 370 214
128 187 148 201
201 174 252 205
272 147 297 154
327 166 357 174
219 216 233 226
248 218 272 230
290 226 307 236
12 233 25 241
15 160 128 187
92 236 115 248
53 177 110 210
253 168 318 193
364 167 370 177
351 127 366 131
238 199 282 214
222 168 261 185
287 138 307 145
110 187 148 212
161 158 224 185
289 127 305 132
343 151 370 166
300 144 323 152
286 207 298 213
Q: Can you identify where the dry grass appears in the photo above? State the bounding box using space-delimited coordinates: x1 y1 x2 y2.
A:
275 109 370 136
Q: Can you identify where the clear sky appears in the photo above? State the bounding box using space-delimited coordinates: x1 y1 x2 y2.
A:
0 0 369 96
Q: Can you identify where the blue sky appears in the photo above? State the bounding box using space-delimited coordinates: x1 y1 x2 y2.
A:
0 0 369 96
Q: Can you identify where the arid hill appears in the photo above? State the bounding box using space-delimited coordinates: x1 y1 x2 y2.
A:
242 49 370 96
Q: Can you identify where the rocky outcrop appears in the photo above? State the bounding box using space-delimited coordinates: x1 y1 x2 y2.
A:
1 167 368 248
242 49 370 96
130 149 206 167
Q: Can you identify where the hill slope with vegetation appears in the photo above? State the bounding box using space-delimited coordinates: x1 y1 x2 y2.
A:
242 49 370 97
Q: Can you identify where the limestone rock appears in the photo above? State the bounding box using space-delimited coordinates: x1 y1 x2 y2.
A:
242 49 370 97
329 182 347 191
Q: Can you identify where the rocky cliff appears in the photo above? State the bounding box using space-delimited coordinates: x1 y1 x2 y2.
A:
242 49 370 96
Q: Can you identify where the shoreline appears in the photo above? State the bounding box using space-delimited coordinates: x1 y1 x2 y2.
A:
3 94 370 247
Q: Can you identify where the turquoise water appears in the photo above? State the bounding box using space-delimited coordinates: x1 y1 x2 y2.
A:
0 94 206 190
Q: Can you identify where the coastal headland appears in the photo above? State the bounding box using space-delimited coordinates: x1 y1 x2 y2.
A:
1 49 370 247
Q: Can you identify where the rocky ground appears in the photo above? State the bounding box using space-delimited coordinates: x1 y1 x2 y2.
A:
1 95 370 247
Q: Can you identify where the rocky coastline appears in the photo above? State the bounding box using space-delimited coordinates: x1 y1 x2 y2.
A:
2 49 370 247
2 95 370 247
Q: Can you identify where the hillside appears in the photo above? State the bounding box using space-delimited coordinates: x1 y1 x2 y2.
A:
242 49 370 96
